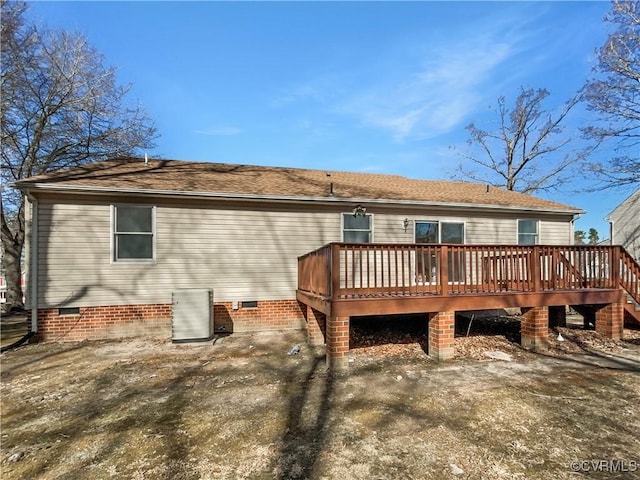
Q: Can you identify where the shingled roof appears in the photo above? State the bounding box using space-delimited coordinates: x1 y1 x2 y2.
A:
14 157 582 213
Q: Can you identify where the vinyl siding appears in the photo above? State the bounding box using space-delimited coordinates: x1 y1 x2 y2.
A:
539 217 573 244
37 197 339 307
34 194 575 308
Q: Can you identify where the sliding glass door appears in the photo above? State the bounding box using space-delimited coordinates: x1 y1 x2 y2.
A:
415 221 465 282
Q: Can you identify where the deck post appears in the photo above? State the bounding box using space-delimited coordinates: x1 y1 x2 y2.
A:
439 246 449 295
331 243 341 300
595 302 624 340
326 316 350 372
428 311 455 361
532 246 541 293
610 246 620 289
306 305 326 346
521 306 548 350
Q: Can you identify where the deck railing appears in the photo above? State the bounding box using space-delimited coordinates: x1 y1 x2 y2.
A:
297 244 332 298
298 243 640 301
620 248 640 305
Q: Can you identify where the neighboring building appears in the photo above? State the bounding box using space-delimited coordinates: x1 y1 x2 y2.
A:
0 276 25 305
0 240 25 305
14 157 584 342
606 188 640 263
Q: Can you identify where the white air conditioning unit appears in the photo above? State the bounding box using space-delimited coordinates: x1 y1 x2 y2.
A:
171 288 214 342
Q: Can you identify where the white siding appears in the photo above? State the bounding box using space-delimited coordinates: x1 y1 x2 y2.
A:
35 195 576 308
37 197 340 307
540 218 572 244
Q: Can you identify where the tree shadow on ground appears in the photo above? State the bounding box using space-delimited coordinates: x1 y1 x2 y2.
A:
276 351 334 480
535 329 640 372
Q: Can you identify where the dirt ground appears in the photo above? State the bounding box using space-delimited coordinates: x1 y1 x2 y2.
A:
0 311 29 349
1 315 640 480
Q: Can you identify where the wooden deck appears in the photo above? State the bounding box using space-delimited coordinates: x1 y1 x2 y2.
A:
297 243 640 370
297 243 640 317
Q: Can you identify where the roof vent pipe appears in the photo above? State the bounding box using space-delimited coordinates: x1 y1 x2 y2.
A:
144 153 148 165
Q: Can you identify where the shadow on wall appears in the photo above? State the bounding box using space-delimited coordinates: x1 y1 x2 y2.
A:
213 304 235 333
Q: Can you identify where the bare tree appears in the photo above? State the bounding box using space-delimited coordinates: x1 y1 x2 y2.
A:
1 1 157 309
454 87 591 194
583 0 640 188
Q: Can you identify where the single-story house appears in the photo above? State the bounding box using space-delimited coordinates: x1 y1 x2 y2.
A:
14 157 637 370
607 188 640 264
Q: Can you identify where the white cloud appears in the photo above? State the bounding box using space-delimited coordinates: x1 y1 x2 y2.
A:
195 126 243 136
337 39 514 142
269 8 539 144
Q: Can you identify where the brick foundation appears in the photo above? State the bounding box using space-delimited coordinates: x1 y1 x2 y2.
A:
305 305 326 346
36 299 306 342
37 304 172 342
326 316 350 372
521 306 549 350
213 300 305 333
595 302 624 340
428 311 455 360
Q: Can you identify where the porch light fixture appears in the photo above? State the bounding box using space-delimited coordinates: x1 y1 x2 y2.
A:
403 218 410 232
352 205 367 217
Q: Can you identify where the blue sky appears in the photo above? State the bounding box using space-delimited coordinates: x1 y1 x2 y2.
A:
26 1 635 238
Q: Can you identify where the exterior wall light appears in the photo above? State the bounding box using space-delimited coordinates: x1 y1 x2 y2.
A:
353 205 367 217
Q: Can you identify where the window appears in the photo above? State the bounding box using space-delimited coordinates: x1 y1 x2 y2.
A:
518 220 539 245
441 222 464 244
113 205 154 261
415 221 438 243
342 213 372 243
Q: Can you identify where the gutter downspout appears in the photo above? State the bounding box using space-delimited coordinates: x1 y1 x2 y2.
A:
27 191 38 334
609 220 614 245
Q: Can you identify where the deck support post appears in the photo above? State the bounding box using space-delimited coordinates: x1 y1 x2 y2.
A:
521 306 549 351
326 316 350 372
595 302 624 340
548 305 567 328
305 305 326 346
428 311 455 361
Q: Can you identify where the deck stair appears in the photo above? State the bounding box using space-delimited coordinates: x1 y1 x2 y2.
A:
624 293 640 325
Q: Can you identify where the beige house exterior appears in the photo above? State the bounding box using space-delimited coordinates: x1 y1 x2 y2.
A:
607 188 640 264
14 157 583 341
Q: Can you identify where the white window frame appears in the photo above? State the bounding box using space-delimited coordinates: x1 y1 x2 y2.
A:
341 212 374 243
517 219 540 245
111 204 156 263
